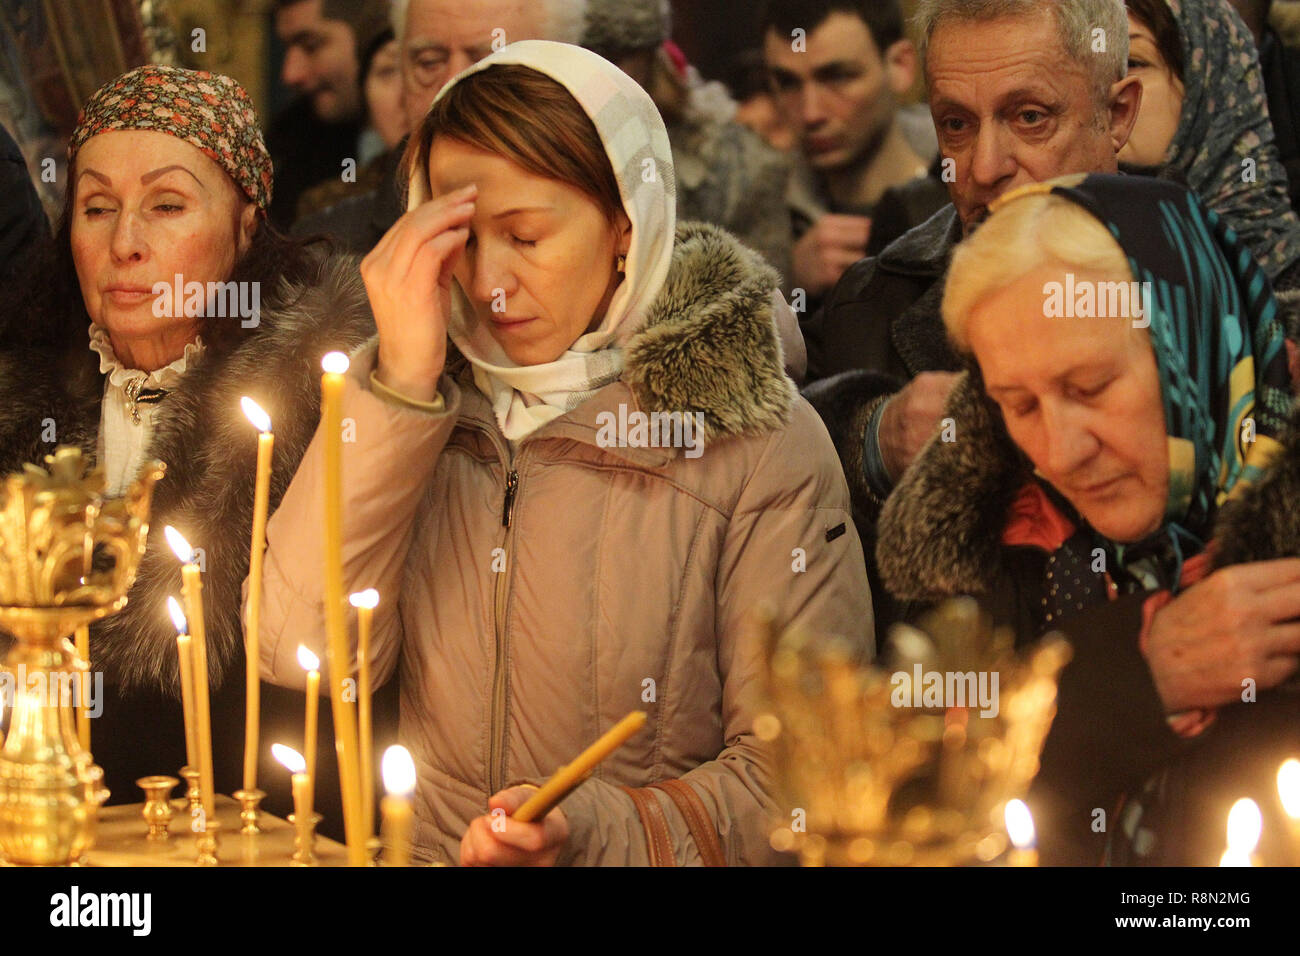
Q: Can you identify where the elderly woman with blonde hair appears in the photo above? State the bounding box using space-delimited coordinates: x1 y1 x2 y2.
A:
877 172 1300 865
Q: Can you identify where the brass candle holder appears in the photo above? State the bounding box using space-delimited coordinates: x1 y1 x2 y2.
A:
194 816 222 866
179 766 201 822
137 775 178 840
232 787 265 835
288 811 322 866
0 449 162 866
756 598 1071 866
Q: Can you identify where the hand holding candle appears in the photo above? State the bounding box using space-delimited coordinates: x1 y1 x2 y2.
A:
240 397 274 795
513 711 647 823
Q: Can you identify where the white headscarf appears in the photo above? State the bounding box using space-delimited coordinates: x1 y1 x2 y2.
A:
407 40 677 440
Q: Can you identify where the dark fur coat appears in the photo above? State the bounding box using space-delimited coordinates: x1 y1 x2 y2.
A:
0 250 377 693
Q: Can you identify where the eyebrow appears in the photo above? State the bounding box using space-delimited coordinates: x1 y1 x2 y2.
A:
284 29 324 48
492 206 553 219
76 165 206 191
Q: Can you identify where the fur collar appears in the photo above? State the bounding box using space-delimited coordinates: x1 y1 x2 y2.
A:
0 251 376 692
617 220 797 441
876 368 1300 600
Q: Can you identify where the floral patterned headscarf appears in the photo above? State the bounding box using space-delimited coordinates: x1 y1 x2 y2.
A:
68 65 273 212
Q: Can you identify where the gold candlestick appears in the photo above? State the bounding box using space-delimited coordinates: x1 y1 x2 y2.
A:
288 811 323 866
137 775 178 840
74 624 90 752
232 788 266 835
241 397 274 798
194 817 222 866
0 449 161 866
180 765 202 822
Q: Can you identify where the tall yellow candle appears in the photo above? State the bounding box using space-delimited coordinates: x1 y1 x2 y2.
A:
298 645 320 804
241 397 275 794
381 745 415 867
167 526 214 818
74 624 90 752
321 351 365 865
513 711 647 823
168 597 199 771
351 588 379 836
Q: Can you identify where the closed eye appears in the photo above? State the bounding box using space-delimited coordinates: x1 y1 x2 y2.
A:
512 235 537 247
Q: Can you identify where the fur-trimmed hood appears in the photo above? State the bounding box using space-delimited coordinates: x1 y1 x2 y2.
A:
622 221 798 441
876 368 1300 601
448 220 801 447
0 251 376 692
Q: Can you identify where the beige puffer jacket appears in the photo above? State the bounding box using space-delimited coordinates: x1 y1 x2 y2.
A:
252 223 873 865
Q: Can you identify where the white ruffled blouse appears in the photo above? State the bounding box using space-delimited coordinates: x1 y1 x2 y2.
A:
88 325 203 497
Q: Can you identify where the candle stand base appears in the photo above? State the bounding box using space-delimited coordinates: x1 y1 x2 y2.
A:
232 788 266 834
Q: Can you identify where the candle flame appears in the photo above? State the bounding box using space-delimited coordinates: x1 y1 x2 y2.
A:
349 588 380 610
321 351 350 375
297 644 321 672
272 743 306 775
382 745 416 796
1279 759 1300 820
240 396 272 433
164 525 194 563
1226 797 1262 854
1004 798 1035 849
1219 848 1251 867
166 596 187 634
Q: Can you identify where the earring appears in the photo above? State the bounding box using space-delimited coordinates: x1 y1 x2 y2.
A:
616 254 627 273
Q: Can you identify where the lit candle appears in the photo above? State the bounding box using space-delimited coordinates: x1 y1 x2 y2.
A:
168 597 199 772
381 745 415 867
1219 797 1262 866
74 624 90 752
298 645 321 804
350 588 379 837
321 351 365 865
1004 798 1038 866
273 743 313 862
241 396 275 794
166 526 214 818
1277 759 1300 865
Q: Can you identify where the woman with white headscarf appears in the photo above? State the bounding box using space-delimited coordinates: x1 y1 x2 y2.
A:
251 41 871 866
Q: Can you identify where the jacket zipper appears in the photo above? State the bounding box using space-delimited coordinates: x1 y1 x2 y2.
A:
489 467 519 794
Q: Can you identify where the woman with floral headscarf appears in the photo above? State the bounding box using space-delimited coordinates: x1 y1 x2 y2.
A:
254 40 872 866
878 172 1300 865
0 65 380 832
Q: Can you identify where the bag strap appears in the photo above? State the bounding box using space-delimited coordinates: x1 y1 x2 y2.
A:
649 779 728 867
621 785 675 866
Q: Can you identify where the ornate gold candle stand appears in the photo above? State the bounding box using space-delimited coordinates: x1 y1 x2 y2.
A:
233 788 266 835
0 449 163 866
288 811 323 866
756 598 1071 866
179 766 202 822
194 817 223 866
137 775 178 840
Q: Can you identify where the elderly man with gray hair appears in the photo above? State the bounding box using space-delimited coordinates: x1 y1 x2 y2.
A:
803 0 1141 635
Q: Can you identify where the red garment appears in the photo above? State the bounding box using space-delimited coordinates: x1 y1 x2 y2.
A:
1000 482 1076 551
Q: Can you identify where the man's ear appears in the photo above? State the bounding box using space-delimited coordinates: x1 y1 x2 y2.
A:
883 39 918 97
237 201 259 257
1107 74 1144 156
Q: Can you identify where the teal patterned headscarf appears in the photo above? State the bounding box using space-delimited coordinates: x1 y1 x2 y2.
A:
998 173 1293 589
1160 0 1300 281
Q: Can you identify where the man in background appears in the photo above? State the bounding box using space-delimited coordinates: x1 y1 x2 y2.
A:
267 0 389 227
763 0 940 303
